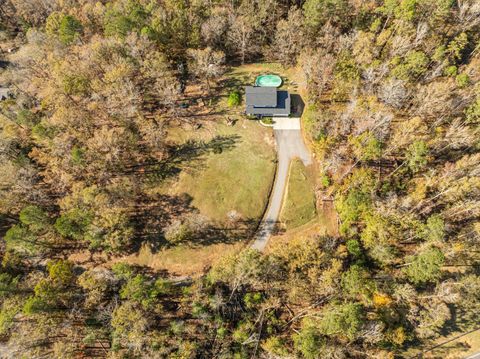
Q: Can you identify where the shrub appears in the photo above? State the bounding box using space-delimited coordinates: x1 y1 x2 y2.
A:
164 215 206 245
164 220 194 244
227 90 241 107
71 146 85 165
444 65 458 77
465 98 480 124
456 73 470 88
62 75 90 96
320 173 331 188
262 336 289 357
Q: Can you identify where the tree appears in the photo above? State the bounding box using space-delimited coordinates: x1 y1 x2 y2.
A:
201 7 229 49
208 249 267 293
227 14 256 64
187 47 225 91
272 7 304 66
341 265 376 302
19 205 50 232
54 209 92 241
120 274 170 309
293 319 325 359
406 140 428 173
58 15 83 44
4 205 56 254
111 301 149 351
47 260 74 286
391 51 429 81
298 49 335 101
335 168 376 235
465 97 480 124
45 12 83 44
412 301 451 339
0 298 20 335
318 302 365 340
78 268 114 307
23 260 75 314
349 131 382 161
303 0 351 33
9 0 57 26
422 215 445 242
404 247 445 285
103 1 148 38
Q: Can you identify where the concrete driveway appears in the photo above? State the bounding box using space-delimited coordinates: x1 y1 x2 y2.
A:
251 117 312 251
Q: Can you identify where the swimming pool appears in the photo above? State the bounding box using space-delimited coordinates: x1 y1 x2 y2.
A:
255 74 283 87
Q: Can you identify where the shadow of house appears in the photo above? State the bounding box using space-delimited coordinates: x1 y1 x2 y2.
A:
290 94 305 117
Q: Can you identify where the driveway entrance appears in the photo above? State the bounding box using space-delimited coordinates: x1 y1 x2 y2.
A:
251 117 312 251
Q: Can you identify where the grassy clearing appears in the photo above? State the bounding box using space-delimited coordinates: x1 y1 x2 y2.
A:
161 118 276 223
108 65 279 276
280 159 317 229
401 327 480 359
110 242 245 277
224 63 301 99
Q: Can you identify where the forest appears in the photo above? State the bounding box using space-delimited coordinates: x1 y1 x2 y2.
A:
0 0 479 358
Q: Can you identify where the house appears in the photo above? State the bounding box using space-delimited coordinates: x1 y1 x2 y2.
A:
245 86 290 117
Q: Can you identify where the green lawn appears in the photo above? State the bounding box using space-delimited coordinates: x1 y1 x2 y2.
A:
162 118 276 224
280 159 317 229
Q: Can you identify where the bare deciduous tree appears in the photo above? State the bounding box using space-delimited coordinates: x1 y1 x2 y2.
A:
187 47 225 91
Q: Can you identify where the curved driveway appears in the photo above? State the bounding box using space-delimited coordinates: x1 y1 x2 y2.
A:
251 117 312 251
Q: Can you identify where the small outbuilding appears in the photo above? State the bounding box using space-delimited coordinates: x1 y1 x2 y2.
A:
0 87 11 101
245 86 290 118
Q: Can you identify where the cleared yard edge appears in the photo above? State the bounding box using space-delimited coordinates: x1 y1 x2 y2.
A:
279 158 317 229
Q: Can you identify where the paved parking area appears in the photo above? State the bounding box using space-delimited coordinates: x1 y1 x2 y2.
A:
272 117 301 130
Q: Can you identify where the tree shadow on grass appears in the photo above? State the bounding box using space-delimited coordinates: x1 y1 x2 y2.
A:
218 73 251 91
130 193 197 253
122 134 242 183
189 218 260 247
139 216 262 255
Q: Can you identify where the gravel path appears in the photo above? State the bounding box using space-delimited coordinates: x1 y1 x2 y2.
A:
251 118 312 251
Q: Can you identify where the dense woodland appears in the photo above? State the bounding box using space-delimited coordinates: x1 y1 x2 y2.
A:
0 0 480 358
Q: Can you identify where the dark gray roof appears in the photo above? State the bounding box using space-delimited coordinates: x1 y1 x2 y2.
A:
246 89 290 117
245 86 277 108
